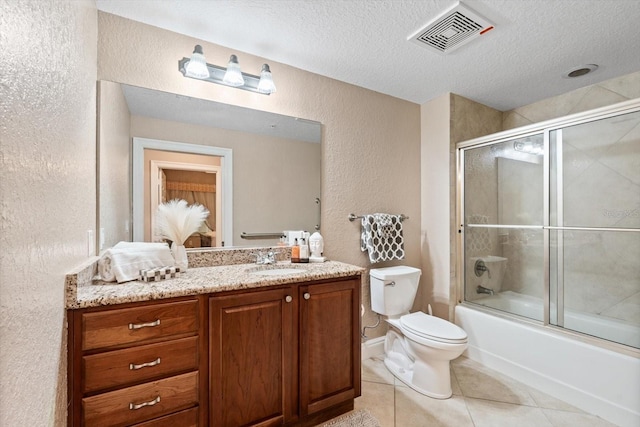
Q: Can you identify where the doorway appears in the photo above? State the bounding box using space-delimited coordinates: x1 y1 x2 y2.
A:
150 161 221 247
132 137 233 247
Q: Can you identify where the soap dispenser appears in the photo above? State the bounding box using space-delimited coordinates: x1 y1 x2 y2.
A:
291 238 300 263
299 237 309 263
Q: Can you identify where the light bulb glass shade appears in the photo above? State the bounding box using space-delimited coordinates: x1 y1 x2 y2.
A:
185 45 210 79
223 55 245 86
257 64 277 94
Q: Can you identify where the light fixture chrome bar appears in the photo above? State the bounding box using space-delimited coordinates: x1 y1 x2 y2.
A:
178 57 269 95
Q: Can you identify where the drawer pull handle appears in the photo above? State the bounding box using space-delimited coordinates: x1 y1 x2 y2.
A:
129 357 161 371
285 295 292 303
128 319 161 330
129 395 160 410
303 292 311 300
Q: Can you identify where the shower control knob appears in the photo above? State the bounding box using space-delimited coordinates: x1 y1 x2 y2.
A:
303 292 310 300
285 295 292 303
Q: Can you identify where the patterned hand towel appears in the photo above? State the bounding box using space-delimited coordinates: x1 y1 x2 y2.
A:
361 213 405 263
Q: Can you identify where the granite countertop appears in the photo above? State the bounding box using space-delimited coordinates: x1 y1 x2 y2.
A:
66 260 364 309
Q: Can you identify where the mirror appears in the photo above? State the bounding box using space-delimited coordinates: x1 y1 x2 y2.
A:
97 81 322 252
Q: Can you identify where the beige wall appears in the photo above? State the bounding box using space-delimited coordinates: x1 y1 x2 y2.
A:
420 94 453 319
0 1 97 425
98 80 131 249
98 13 422 339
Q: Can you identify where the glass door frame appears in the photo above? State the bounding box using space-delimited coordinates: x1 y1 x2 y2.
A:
456 98 640 338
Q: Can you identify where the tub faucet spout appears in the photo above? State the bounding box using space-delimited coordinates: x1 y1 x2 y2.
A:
476 285 494 295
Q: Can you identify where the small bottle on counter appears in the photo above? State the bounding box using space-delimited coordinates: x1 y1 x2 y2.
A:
299 237 309 263
291 238 300 263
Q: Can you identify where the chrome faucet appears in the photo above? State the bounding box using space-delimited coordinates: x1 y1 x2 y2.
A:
476 285 494 295
474 259 491 279
253 250 279 265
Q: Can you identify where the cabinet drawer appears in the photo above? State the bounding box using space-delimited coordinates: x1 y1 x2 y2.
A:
82 371 198 427
132 407 198 427
83 337 198 393
82 300 198 351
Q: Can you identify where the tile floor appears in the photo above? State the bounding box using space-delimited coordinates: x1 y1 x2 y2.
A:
355 355 617 427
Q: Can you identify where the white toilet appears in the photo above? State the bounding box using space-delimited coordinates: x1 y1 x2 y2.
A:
370 266 468 399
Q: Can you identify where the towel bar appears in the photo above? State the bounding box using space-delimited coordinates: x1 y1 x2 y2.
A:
240 232 283 239
348 213 409 222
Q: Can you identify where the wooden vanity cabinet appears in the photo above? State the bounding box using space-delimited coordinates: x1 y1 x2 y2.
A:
68 297 207 427
209 276 361 427
299 278 361 417
69 274 361 426
209 287 296 427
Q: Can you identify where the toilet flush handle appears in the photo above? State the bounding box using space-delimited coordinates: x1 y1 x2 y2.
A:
385 281 396 287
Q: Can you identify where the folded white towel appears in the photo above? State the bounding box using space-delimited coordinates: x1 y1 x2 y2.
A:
98 241 175 283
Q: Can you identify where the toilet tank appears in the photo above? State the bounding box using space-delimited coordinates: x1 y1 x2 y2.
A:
370 266 422 316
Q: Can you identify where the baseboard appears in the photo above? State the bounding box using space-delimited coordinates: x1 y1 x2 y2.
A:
361 336 385 360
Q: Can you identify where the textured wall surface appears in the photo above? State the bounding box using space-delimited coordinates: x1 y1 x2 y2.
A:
0 1 97 425
97 12 421 339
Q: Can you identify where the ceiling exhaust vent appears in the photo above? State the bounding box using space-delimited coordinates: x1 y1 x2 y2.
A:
408 2 495 54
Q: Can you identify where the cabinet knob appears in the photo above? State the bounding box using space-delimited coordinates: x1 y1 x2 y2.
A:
303 292 311 300
285 295 293 303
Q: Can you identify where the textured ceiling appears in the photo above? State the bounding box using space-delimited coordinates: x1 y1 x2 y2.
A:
96 0 640 111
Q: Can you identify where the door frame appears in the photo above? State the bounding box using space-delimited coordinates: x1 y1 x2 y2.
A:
133 137 233 246
150 160 222 245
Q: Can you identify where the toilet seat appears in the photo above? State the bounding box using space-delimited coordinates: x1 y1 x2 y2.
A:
400 312 467 344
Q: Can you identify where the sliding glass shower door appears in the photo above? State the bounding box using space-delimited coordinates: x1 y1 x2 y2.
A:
462 134 546 322
459 101 640 349
549 110 640 347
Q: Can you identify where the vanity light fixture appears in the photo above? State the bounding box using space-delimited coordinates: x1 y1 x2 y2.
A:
179 45 277 95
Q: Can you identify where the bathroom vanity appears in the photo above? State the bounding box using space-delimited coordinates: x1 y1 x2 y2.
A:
66 257 363 427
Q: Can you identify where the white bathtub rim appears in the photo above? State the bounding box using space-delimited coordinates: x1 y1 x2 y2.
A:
457 299 639 358
456 304 640 427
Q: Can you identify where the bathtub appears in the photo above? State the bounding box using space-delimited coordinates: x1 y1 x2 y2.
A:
456 297 640 427
476 291 640 348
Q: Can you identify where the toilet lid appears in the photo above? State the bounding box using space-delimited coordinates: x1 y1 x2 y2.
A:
400 312 467 343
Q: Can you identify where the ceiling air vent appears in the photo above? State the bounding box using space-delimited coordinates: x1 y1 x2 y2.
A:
408 1 494 54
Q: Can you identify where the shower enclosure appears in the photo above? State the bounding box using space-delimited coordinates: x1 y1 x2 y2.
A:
457 99 640 349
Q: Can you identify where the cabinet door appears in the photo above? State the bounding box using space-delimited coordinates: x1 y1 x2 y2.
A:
299 278 361 416
209 288 295 427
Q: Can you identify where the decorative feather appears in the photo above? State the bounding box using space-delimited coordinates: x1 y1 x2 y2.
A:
155 199 210 245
